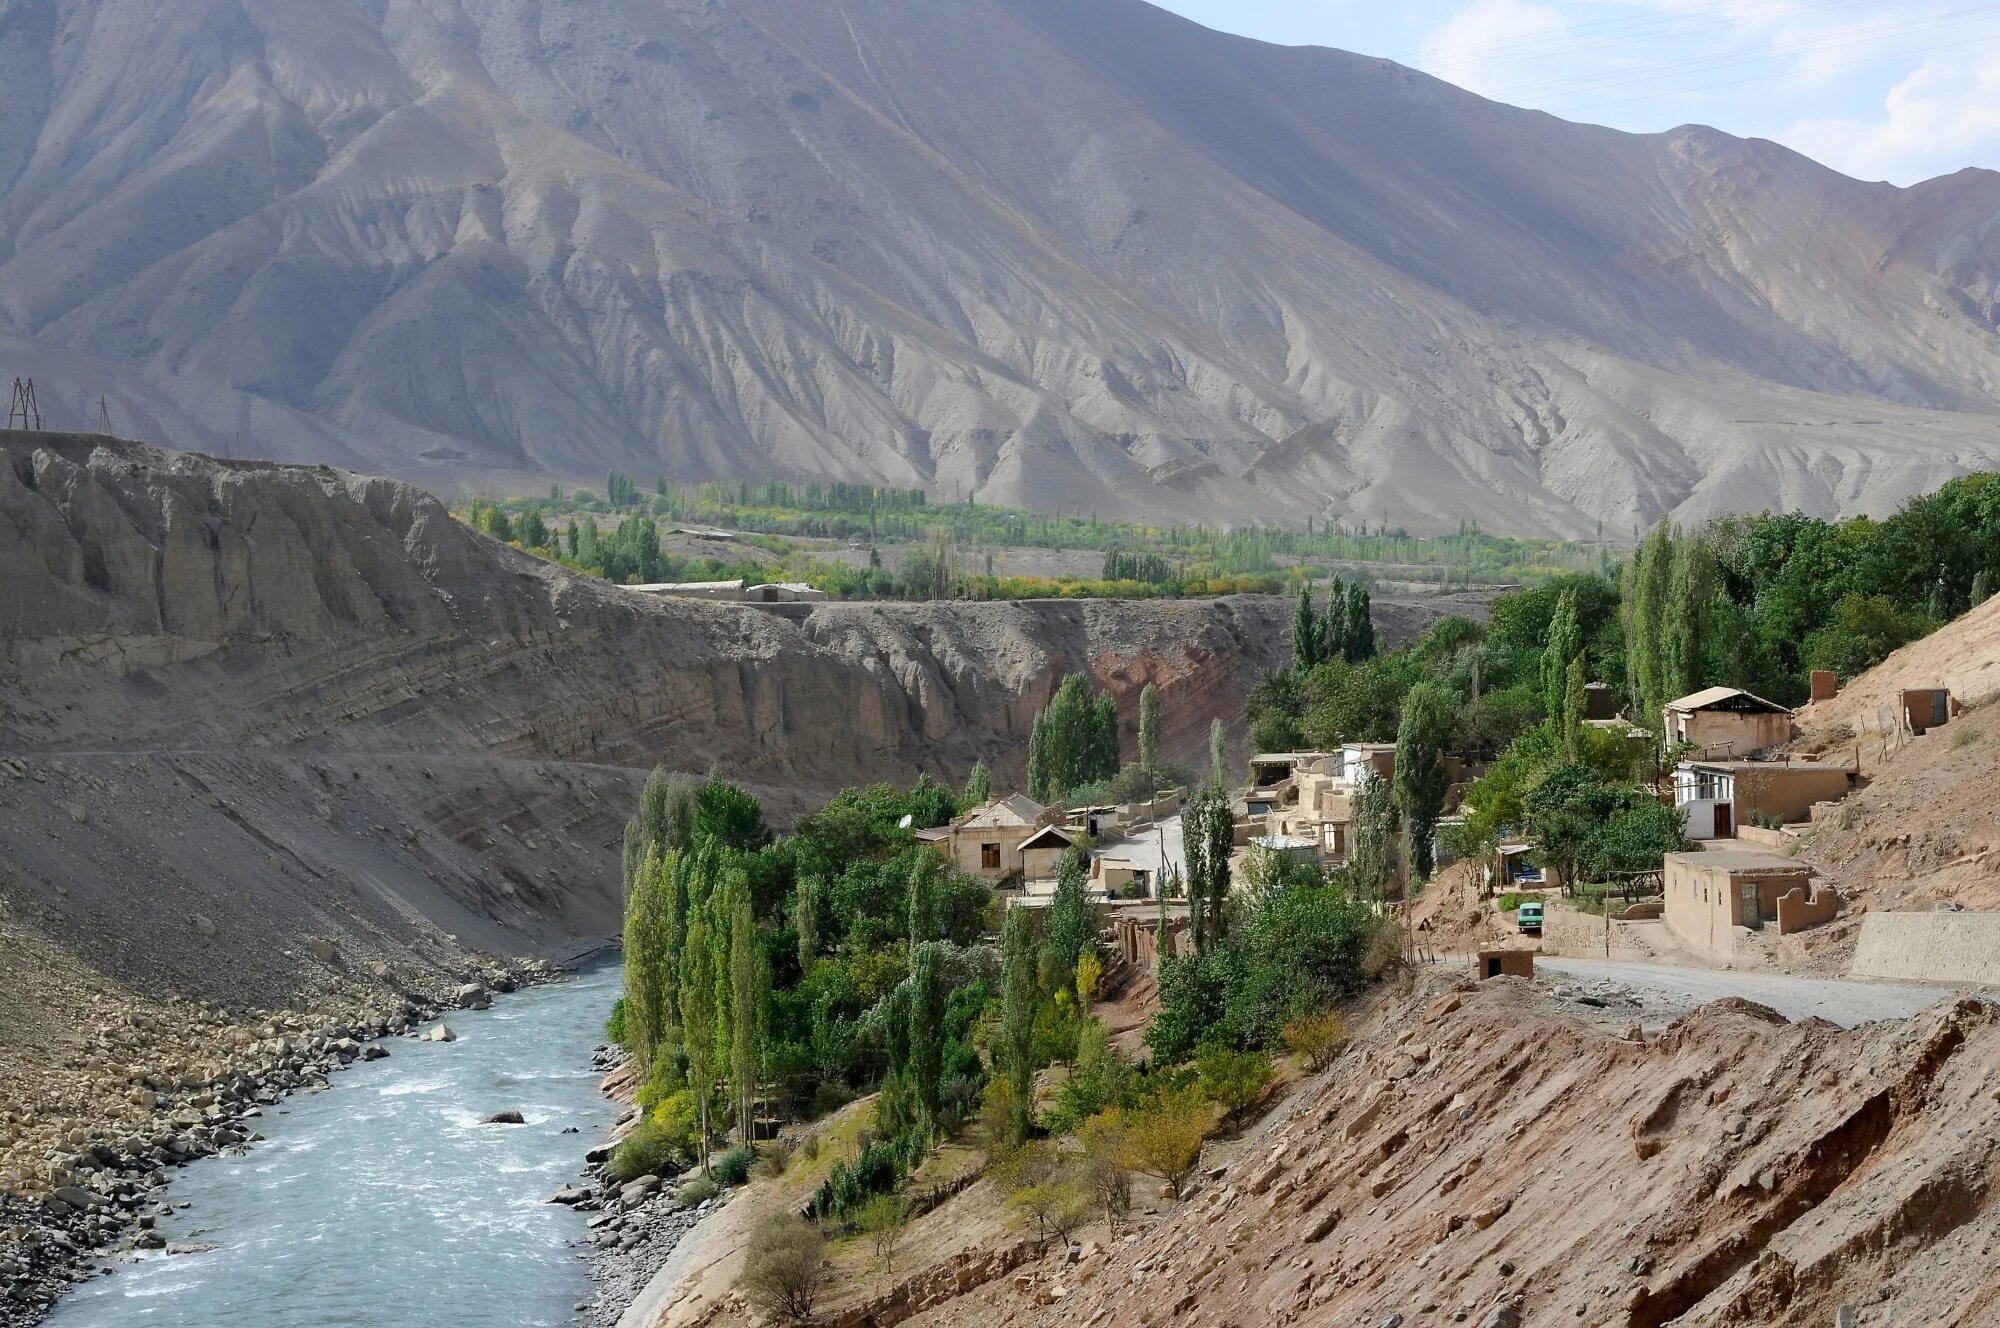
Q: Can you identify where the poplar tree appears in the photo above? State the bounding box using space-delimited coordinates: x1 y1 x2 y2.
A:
680 910 717 1174
908 942 945 1138
730 891 758 1143
963 759 990 805
1138 684 1163 771
1183 786 1234 951
1345 585 1376 661
1630 519 1675 724
792 877 819 980
1292 583 1321 672
1393 682 1455 883
1662 535 1713 709
1000 908 1039 1144
907 853 940 948
1043 847 1095 986
1209 719 1228 790
1321 579 1350 664
1562 654 1588 761
1542 588 1582 724
622 845 670 1069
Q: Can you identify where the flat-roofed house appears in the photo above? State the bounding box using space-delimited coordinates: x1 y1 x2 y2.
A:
1673 759 1858 838
1662 687 1793 758
1663 847 1840 960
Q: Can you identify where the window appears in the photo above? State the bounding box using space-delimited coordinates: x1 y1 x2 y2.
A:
981 842 1001 870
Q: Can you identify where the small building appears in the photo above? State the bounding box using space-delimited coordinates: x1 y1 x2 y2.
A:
1018 823 1082 883
1487 842 1557 893
1335 743 1398 787
1662 848 1840 960
1662 687 1794 758
745 582 828 603
1582 682 1619 721
1249 834 1319 868
1475 950 1535 980
1900 688 1953 736
1673 759 1857 838
942 793 1051 882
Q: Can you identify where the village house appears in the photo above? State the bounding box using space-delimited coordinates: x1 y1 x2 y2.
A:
933 793 1052 883
1662 847 1840 960
1662 686 1794 758
1673 758 1858 838
1016 822 1082 885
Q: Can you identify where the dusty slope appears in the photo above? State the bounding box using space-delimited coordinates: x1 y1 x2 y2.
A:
647 972 2000 1328
1779 599 2000 938
4 0 2000 531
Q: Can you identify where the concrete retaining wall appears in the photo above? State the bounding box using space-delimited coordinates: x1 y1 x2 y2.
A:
1851 911 2000 985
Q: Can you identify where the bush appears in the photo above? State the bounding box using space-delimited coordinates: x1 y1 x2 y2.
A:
605 997 628 1046
1119 1087 1212 1200
1951 726 1981 750
713 1145 755 1187
676 1174 720 1207
1194 1045 1272 1128
605 1092 702 1184
1280 1009 1348 1071
739 1215 830 1324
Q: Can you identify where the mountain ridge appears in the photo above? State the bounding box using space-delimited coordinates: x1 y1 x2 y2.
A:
2 0 1999 533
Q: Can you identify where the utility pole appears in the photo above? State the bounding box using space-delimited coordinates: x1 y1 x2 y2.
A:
7 378 43 430
97 395 112 435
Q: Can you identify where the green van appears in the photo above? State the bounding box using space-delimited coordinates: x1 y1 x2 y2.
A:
1516 900 1544 935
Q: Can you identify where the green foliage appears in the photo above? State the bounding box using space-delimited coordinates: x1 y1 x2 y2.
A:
1300 656 1406 747
1347 771 1398 899
1209 719 1228 790
1194 1045 1272 1127
1246 668 1305 754
1801 594 1929 679
1292 582 1323 673
1043 848 1097 986
908 943 947 1136
1001 907 1041 1145
1394 682 1457 882
963 759 990 806
712 1145 756 1187
1028 675 1121 799
680 907 718 1174
1227 878 1379 1038
1183 785 1235 951
1138 684 1164 771
606 997 628 1048
1147 946 1242 1064
696 775 769 851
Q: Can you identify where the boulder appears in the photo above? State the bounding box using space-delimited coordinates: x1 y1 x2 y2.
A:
547 1186 592 1206
483 1111 525 1125
421 1024 456 1043
454 984 492 1011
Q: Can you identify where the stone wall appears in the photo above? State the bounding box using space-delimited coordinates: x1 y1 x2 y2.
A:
1775 885 1840 936
1851 911 2000 985
1539 902 1607 959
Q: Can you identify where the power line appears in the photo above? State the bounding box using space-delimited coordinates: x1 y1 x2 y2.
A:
7 378 42 431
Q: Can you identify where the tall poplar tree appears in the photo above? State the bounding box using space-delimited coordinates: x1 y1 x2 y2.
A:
1393 682 1456 883
680 909 717 1174
1000 908 1039 1145
963 759 990 805
1183 785 1234 951
908 942 945 1138
1292 583 1321 672
1542 587 1582 724
730 891 757 1143
1138 684 1163 771
1209 719 1228 790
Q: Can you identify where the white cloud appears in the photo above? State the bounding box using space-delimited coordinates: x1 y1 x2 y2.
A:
1417 0 1573 101
1783 49 2000 183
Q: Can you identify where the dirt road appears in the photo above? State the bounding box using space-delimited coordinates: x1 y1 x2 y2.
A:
1538 957 1958 1028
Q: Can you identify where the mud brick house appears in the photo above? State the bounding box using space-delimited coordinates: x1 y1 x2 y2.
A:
1663 848 1839 960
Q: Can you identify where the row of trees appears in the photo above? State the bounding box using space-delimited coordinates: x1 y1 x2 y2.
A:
1289 578 1376 673
1026 676 1120 801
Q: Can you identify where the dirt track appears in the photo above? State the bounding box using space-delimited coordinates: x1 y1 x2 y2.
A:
1538 957 1956 1028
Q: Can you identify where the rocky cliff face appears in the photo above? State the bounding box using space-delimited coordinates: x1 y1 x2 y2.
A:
4 0 2000 533
7 431 1457 1018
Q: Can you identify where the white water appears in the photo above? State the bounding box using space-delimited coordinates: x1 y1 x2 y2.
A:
47 963 622 1328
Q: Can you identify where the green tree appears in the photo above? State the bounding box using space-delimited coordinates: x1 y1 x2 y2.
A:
518 508 549 550
1801 593 1929 679
1291 583 1321 672
1343 584 1376 661
1629 519 1674 723
1000 907 1040 1144
1209 719 1228 790
793 877 820 979
1542 587 1581 724
1393 682 1456 883
1044 847 1096 986
730 890 758 1143
1184 785 1235 951
1138 683 1163 770
680 909 718 1174
1320 580 1350 665
1562 654 1588 760
908 942 946 1137
1028 675 1116 799
623 846 671 1069
1348 771 1398 899
964 759 990 805
1662 534 1713 709
907 851 941 947
1300 657 1405 747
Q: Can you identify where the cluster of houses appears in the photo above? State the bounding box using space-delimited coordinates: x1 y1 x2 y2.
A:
919 673 1957 971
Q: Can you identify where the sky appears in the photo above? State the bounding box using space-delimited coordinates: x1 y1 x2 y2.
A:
1152 0 2000 185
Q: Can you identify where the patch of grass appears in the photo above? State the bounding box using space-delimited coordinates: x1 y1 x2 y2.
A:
676 1174 720 1207
713 1145 755 1187
1951 726 1981 750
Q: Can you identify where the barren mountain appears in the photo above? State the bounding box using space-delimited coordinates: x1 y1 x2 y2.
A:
4 0 2000 533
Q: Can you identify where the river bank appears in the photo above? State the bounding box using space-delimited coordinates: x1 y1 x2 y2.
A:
1 949 582 1327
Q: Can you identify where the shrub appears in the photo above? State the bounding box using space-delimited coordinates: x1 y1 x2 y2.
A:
1951 726 1981 750
996 1141 1092 1247
1280 1009 1348 1071
605 1091 702 1184
1194 1045 1272 1129
605 997 628 1046
1074 1112 1132 1226
739 1215 830 1324
676 1174 720 1207
713 1145 755 1187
